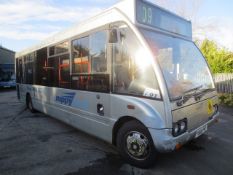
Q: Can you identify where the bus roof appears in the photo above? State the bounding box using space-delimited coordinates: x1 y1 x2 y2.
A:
16 0 192 58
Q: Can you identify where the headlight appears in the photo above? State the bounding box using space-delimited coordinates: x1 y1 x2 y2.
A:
173 124 179 134
172 118 187 137
180 121 186 131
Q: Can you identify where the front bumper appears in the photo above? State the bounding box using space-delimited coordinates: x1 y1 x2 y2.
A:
149 111 220 152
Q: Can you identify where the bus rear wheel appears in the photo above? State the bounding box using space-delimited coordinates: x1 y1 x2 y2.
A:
26 94 35 113
116 120 157 168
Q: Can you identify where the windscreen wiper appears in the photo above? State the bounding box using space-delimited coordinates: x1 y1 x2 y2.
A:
175 85 203 106
183 85 203 94
193 88 215 101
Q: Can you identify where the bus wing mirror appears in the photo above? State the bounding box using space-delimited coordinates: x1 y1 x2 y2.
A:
109 29 118 43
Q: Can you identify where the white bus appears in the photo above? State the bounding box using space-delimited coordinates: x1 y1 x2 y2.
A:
16 0 219 168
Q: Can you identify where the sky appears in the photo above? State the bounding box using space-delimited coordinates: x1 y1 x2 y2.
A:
0 0 233 52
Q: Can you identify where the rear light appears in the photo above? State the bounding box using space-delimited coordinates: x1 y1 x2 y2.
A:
172 118 187 137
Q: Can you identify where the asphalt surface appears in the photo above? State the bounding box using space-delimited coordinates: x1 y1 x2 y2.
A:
0 89 233 175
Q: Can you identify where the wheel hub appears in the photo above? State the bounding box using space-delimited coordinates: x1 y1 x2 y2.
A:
126 131 149 159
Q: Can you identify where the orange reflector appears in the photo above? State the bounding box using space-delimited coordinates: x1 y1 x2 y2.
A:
176 143 182 150
127 105 135 110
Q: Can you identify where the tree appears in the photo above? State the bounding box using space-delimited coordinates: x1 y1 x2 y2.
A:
199 40 233 73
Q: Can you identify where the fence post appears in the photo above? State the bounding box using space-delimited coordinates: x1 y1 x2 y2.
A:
214 73 233 94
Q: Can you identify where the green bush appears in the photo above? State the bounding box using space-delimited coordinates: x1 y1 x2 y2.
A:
219 94 233 107
199 40 233 74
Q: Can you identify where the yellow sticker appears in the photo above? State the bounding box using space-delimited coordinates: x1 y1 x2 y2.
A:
207 99 213 115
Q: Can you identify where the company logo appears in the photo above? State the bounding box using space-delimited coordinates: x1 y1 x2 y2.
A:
55 92 76 106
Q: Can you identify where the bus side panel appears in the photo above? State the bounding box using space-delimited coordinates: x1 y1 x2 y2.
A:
111 94 166 129
33 87 113 143
32 85 51 104
33 98 113 143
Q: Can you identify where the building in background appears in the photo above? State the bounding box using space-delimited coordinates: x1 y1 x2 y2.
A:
0 46 16 88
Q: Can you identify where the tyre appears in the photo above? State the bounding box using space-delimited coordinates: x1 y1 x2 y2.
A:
116 120 157 168
26 94 36 113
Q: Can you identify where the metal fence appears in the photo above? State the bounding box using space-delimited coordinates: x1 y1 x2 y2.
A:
214 73 233 94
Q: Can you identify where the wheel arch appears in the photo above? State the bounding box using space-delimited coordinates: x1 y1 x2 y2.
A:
112 116 146 145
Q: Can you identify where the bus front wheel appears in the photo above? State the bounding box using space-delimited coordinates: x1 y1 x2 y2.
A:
26 94 36 113
116 120 157 168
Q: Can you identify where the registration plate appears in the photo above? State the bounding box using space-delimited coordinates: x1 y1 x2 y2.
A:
195 124 208 138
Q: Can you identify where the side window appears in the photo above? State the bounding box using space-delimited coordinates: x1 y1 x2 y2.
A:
112 25 161 99
24 53 34 84
36 48 48 86
16 58 23 83
72 37 90 74
47 54 70 88
71 31 110 92
90 31 107 73
59 55 70 88
49 41 69 56
47 57 59 87
23 56 26 84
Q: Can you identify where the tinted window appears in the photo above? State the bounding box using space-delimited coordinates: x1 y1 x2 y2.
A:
47 54 70 88
72 37 90 73
90 31 107 73
59 55 70 88
16 58 23 83
49 46 55 56
55 41 69 55
71 31 110 93
49 41 69 56
24 53 35 84
71 74 109 92
36 48 48 86
48 57 59 87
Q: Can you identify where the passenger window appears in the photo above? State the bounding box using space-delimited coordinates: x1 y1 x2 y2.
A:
71 31 110 93
24 53 35 85
72 37 90 74
36 48 48 86
59 55 70 88
47 54 70 88
90 31 107 73
71 74 109 92
47 57 59 87
112 26 161 99
16 58 24 84
49 41 69 56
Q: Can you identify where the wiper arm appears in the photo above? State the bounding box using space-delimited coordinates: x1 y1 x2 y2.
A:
176 94 192 106
175 85 203 106
193 88 215 101
183 85 203 94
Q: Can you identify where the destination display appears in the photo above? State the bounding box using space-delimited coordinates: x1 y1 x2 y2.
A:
136 0 192 38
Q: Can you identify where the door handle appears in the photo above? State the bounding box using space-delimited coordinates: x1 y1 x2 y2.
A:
97 104 104 116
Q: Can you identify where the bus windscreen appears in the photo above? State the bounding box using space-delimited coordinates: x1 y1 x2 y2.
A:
136 0 192 38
